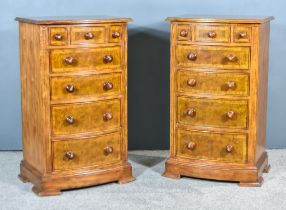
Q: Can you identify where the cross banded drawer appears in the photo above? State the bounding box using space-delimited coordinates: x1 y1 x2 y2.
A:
177 96 248 129
177 129 247 163
52 132 121 170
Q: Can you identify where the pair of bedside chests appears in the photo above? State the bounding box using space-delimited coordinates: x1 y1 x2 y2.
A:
16 15 273 196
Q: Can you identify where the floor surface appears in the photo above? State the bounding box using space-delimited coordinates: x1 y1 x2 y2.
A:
0 150 286 210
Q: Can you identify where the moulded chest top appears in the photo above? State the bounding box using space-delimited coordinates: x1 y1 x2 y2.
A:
15 16 133 25
166 15 274 24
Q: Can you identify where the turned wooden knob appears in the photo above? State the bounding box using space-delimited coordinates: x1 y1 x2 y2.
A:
103 82 113 90
54 33 63 40
66 116 74 124
207 31 216 38
104 146 113 154
180 30 188 37
103 112 113 121
187 52 197 61
103 55 113 63
187 79 197 87
64 57 75 65
187 108 196 117
65 151 75 160
66 84 74 93
239 32 247 38
225 145 233 153
84 32 94 40
226 54 237 62
112 31 121 38
226 81 236 89
187 141 196 150
226 111 235 119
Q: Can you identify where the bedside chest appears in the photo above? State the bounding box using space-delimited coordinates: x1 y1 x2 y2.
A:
163 15 274 186
16 16 135 195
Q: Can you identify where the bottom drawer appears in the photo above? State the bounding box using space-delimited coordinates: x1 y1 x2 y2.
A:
177 129 247 163
52 132 121 171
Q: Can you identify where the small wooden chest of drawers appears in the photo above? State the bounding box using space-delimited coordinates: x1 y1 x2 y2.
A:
163 15 274 186
16 16 134 196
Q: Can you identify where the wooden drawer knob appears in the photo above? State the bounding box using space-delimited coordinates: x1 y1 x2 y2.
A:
54 33 63 40
207 31 216 38
103 112 113 121
187 52 197 61
225 145 233 153
103 82 113 90
187 141 196 150
84 32 94 40
239 32 247 38
180 30 188 37
226 81 236 89
226 111 235 119
66 84 75 93
187 79 197 87
65 151 75 160
226 54 237 62
112 31 121 38
103 55 113 63
104 146 113 155
66 116 74 124
64 57 75 65
187 108 196 117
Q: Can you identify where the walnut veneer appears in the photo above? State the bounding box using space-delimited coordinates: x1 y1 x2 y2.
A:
16 16 135 196
163 15 273 186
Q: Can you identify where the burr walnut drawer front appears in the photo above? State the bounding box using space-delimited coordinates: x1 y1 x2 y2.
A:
70 26 105 45
50 46 121 73
52 99 120 136
194 24 230 43
176 45 250 70
178 97 248 129
177 129 247 163
51 73 121 101
52 132 121 170
177 71 249 96
233 25 252 43
50 27 68 46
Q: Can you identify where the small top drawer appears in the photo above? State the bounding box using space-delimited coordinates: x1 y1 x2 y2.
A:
233 25 252 43
194 24 230 43
50 27 68 46
71 26 105 45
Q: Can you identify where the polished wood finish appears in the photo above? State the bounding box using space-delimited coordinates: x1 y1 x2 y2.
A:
178 97 248 129
194 24 230 43
17 16 134 196
53 132 121 170
177 70 249 96
52 99 120 135
51 73 121 101
164 16 273 186
176 45 250 70
70 26 105 45
50 46 121 73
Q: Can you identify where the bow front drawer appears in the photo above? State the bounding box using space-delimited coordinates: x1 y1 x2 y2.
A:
177 129 247 163
177 71 249 96
50 46 121 73
71 26 105 45
194 24 230 43
52 132 121 170
51 73 121 101
178 97 248 129
176 45 250 70
52 99 120 135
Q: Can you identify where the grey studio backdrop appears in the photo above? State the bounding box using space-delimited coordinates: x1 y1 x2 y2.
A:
0 0 285 150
